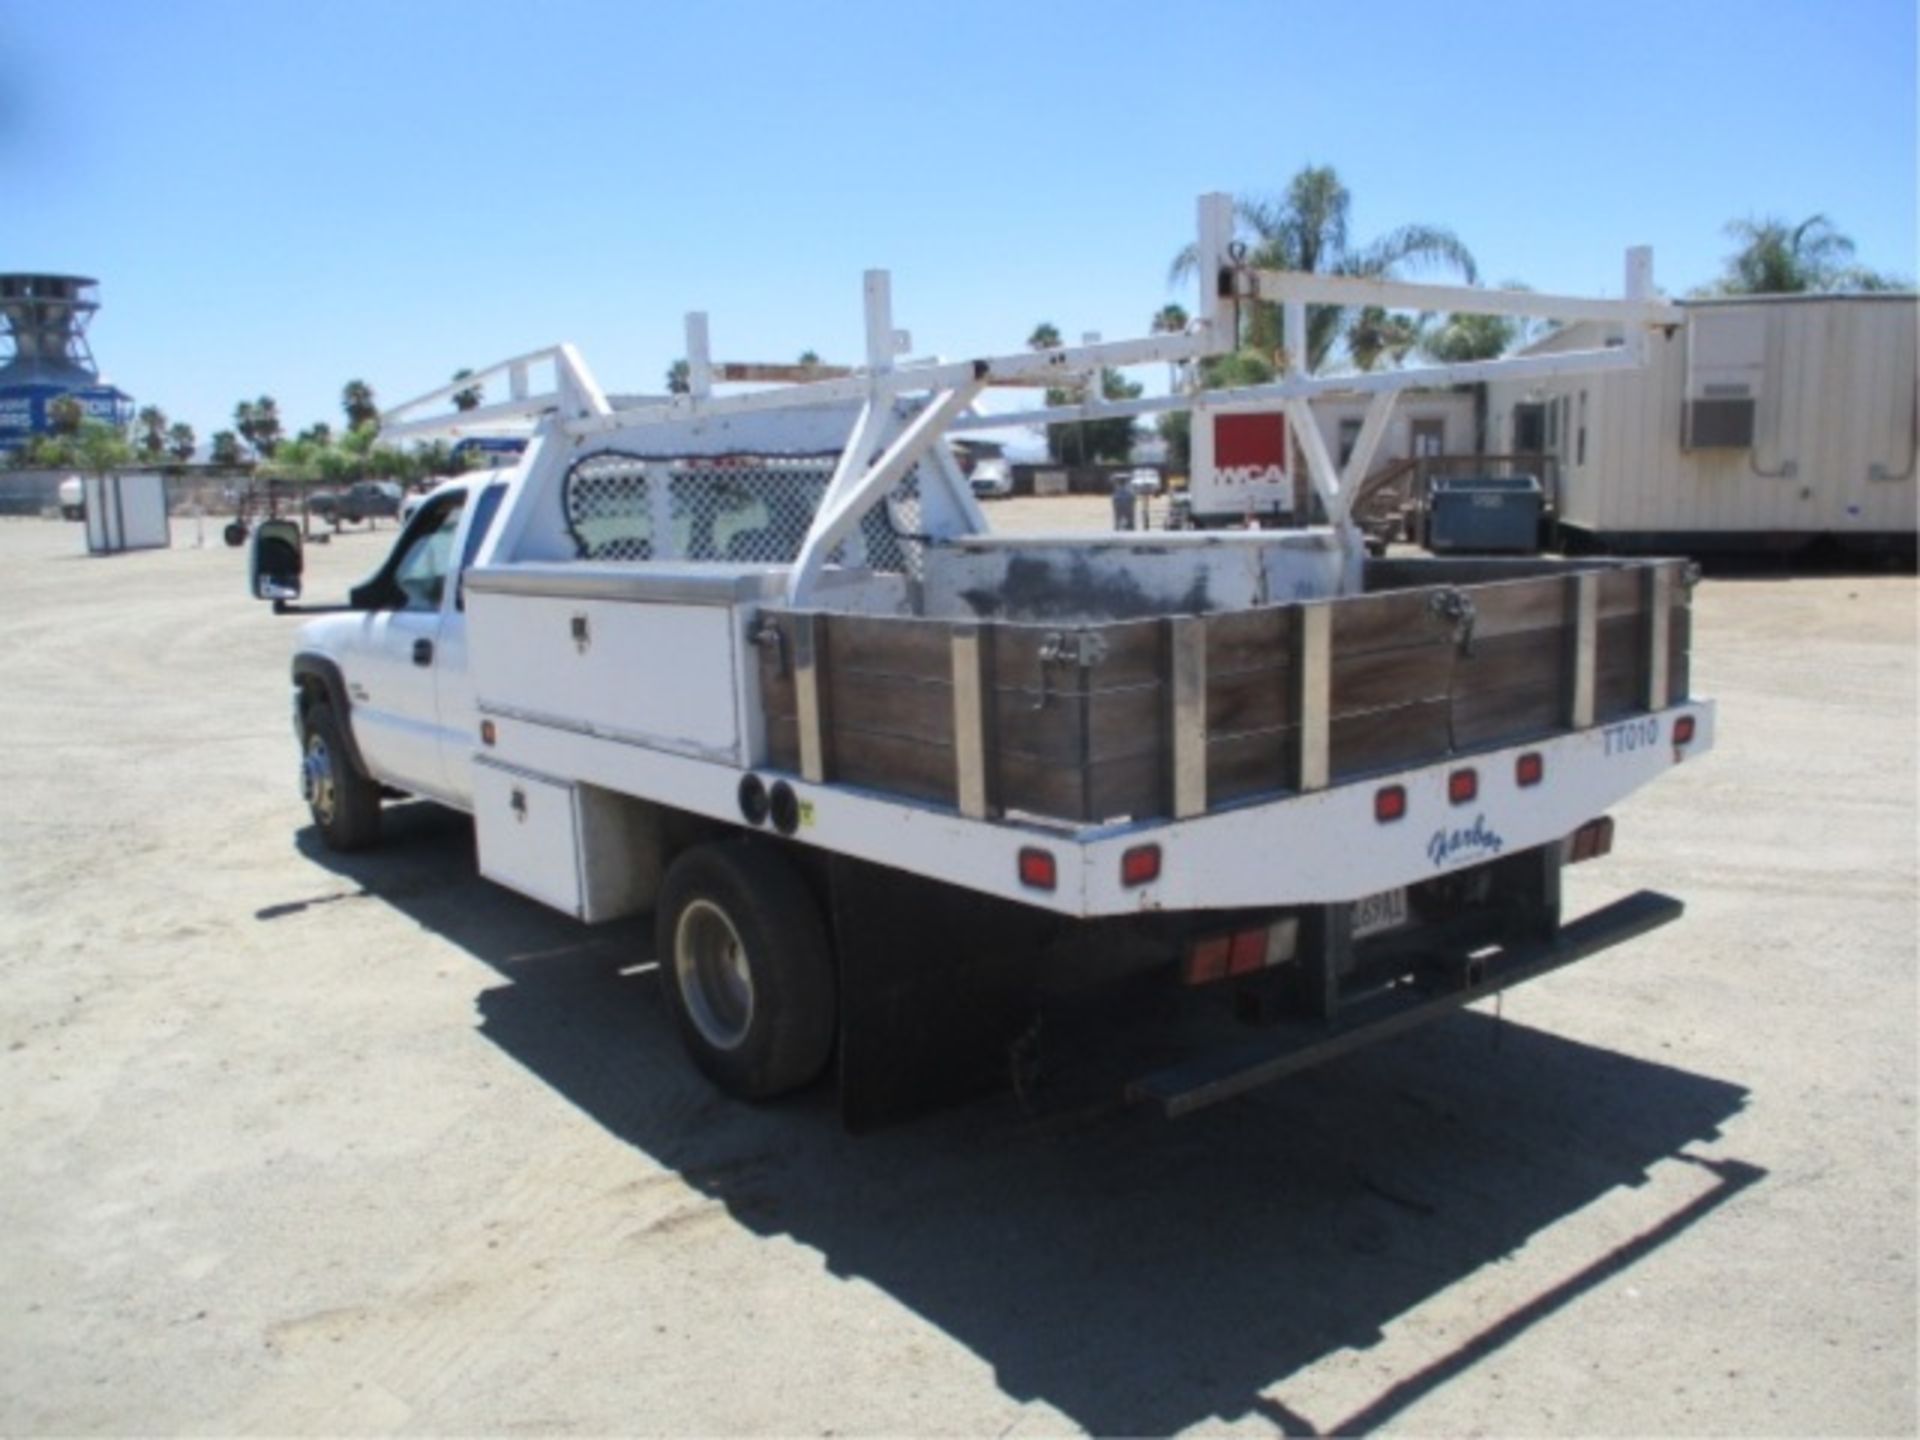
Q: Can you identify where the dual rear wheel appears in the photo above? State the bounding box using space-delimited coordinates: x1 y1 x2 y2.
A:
655 841 837 1101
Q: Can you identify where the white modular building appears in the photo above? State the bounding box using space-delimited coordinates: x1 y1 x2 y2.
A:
1485 294 1918 553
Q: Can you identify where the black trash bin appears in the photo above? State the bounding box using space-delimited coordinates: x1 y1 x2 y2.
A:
1425 474 1543 554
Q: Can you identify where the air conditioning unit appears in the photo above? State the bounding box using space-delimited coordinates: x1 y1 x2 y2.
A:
1682 307 1766 450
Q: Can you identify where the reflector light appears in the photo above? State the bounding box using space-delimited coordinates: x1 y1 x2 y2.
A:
1375 785 1407 823
1516 752 1544 787
1567 816 1615 864
1185 936 1230 984
1673 715 1696 745
1227 928 1267 976
1449 769 1478 805
1121 844 1161 887
1018 847 1057 891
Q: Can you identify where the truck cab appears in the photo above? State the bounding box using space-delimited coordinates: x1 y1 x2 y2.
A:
286 472 511 841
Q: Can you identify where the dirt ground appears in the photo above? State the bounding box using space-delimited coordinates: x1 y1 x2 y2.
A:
0 505 1913 1436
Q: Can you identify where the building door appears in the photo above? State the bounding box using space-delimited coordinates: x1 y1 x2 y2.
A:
1512 403 1546 455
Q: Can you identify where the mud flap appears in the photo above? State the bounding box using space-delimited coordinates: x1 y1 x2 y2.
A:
829 855 1055 1132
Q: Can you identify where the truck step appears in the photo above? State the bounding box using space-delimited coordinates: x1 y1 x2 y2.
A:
1127 890 1684 1119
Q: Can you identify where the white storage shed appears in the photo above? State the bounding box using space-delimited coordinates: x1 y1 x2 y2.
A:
1485 294 1917 553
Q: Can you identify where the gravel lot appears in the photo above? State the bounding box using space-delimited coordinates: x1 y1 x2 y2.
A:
0 507 1913 1435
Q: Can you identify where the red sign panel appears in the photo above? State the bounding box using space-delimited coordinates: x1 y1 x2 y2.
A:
1213 412 1288 471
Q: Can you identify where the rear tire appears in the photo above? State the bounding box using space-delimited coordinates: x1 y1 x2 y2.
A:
302 702 382 851
655 840 836 1101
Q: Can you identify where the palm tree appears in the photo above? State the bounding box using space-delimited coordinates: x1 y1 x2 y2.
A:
1027 322 1063 350
1170 164 1476 372
166 423 196 464
1150 304 1189 335
665 359 691 395
450 369 482 412
135 405 169 459
1711 214 1902 294
341 379 378 431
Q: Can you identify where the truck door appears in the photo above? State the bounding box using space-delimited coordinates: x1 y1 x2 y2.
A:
429 481 508 808
344 490 467 803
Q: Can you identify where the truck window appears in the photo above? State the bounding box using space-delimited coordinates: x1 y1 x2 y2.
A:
392 495 467 611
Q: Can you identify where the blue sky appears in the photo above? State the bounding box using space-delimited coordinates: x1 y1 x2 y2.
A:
3 0 1913 448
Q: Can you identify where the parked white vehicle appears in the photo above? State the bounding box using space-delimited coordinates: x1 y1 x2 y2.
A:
968 457 1013 497
254 197 1709 1128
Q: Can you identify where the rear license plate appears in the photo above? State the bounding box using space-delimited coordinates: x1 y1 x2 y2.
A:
1352 887 1409 940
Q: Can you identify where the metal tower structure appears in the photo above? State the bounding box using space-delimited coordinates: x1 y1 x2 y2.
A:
0 273 134 451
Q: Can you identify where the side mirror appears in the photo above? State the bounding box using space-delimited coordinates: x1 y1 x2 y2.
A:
250 518 304 605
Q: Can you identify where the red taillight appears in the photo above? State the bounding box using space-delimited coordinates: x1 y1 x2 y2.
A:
1018 847 1056 891
1449 768 1478 805
1121 844 1161 887
1516 752 1544 787
1673 715 1696 745
1375 785 1407 823
1182 920 1298 985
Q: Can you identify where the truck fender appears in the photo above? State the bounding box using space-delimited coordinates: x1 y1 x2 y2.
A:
291 654 374 781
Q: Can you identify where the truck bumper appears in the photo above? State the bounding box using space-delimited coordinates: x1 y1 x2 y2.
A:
1127 889 1683 1118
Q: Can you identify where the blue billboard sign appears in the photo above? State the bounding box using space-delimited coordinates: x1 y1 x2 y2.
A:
0 383 135 449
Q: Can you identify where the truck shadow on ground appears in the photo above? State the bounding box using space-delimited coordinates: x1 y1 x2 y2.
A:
293 804 1760 1436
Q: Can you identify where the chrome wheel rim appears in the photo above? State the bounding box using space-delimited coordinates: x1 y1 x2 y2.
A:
303 732 337 826
674 900 755 1051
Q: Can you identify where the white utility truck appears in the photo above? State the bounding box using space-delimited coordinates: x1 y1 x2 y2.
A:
253 196 1711 1128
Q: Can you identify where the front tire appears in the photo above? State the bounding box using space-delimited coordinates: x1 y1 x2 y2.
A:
302 702 382 851
655 841 836 1101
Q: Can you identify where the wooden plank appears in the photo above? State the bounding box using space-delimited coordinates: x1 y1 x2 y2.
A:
1205 607 1296 676
996 750 1165 823
1467 575 1571 638
1594 611 1648 720
1209 665 1296 734
1331 587 1446 655
992 682 1164 764
1596 566 1647 620
1451 684 1567 749
825 614 954 682
1451 626 1569 702
1207 726 1296 804
829 727 956 806
765 713 800 773
1670 602 1692 702
827 670 955 745
1331 698 1453 780
1331 642 1453 714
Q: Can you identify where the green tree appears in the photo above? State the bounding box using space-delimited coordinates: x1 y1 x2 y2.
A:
210 430 244 467
1150 304 1190 334
1046 368 1143 465
797 349 822 365
74 418 133 477
1027 322 1063 350
297 421 334 447
665 359 691 395
1419 309 1515 364
450 369 482 412
1709 214 1905 295
135 405 169 459
166 422 196 464
48 394 83 435
1171 164 1476 371
234 395 282 458
341 379 379 430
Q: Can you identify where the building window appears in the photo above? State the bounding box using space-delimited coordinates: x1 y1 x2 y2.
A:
1337 418 1362 468
1577 391 1588 467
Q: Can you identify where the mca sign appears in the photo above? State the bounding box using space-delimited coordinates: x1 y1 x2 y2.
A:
1190 408 1294 523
